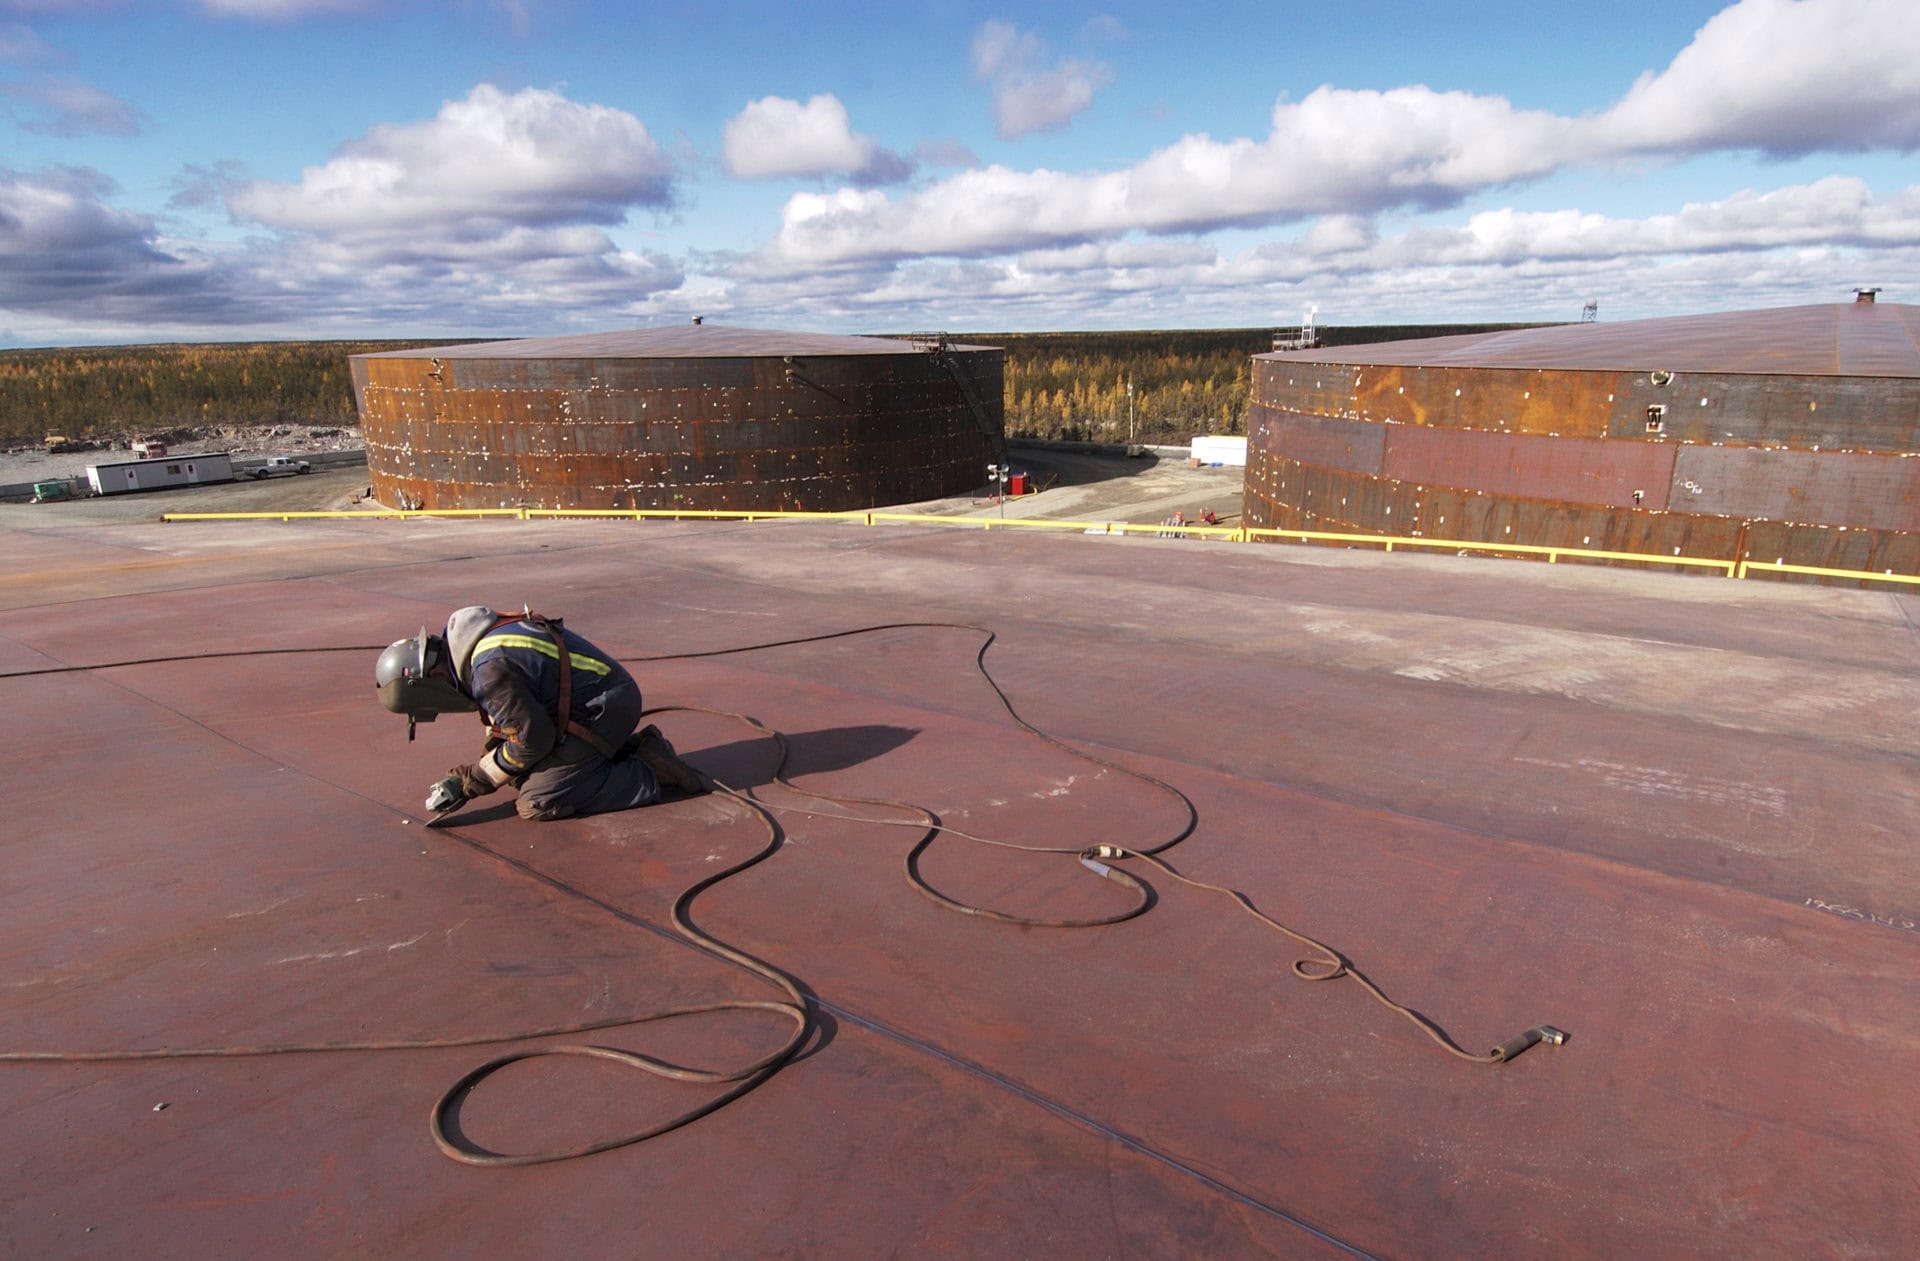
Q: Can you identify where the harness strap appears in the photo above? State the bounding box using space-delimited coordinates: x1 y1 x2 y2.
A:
523 613 618 760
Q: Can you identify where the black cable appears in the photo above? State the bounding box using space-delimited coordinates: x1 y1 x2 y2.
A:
0 620 1559 1172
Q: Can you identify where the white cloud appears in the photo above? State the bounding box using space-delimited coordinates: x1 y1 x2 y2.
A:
11 0 1920 342
707 176 1920 333
1596 0 1920 155
0 85 689 341
0 21 58 60
971 19 1112 140
1077 14 1129 44
197 0 374 18
0 164 233 326
747 86 1581 273
231 84 674 237
1 75 142 136
1218 178 1920 316
1202 179 1920 296
753 0 1920 276
0 2 122 16
1014 238 1217 275
914 137 980 169
722 94 911 184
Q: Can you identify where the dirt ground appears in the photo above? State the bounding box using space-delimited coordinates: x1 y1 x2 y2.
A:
1 423 362 484
968 447 1243 526
1 444 1243 528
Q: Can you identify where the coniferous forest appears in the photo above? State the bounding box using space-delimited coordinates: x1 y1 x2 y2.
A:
0 325 1538 448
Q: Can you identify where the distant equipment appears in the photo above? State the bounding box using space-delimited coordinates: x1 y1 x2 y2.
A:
86 453 235 496
1190 436 1247 467
248 455 312 479
1581 300 1599 323
1273 305 1320 351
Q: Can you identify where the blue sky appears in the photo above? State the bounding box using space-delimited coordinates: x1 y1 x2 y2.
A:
1 0 1915 346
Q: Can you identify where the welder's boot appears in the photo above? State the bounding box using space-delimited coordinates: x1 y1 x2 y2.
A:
516 796 576 822
634 724 707 795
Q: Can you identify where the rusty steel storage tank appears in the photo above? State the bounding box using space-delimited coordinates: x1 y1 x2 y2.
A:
1246 300 1920 578
350 325 1003 512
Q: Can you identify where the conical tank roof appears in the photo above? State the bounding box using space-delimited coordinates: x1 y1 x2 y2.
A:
1263 302 1920 377
357 324 995 360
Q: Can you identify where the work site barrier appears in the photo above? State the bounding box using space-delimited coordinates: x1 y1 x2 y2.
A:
157 506 1920 589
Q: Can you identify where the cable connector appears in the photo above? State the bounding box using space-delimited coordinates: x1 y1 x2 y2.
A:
1491 1025 1569 1062
1090 844 1128 860
1078 854 1114 880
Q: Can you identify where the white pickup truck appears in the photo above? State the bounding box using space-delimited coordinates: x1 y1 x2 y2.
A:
249 456 311 479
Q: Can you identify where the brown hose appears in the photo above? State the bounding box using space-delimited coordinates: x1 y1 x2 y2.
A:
0 620 1559 1173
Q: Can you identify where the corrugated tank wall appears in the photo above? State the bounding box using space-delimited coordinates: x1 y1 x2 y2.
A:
1246 358 1920 581
351 348 1003 513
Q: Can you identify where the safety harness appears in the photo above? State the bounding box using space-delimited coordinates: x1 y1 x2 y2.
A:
465 610 619 762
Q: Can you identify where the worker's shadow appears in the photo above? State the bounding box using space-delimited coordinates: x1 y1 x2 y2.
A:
431 726 916 825
690 723 919 792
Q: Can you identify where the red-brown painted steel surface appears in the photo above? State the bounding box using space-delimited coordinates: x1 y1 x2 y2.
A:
1249 410 1384 477
1672 444 1920 531
5 513 1919 1256
1271 302 1920 376
351 326 1002 514
1381 425 1679 510
1249 304 1920 581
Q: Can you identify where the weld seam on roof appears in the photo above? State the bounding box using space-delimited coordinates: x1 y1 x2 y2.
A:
411 785 1371 1251
822 1002 1380 1258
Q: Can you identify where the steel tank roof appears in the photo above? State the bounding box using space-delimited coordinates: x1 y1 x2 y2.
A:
358 324 997 361
5 508 1920 1256
1263 301 1920 377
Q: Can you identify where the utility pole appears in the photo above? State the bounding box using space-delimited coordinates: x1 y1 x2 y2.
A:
1127 378 1135 449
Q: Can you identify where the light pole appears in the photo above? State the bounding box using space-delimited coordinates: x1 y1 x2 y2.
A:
987 462 1008 517
1127 378 1135 450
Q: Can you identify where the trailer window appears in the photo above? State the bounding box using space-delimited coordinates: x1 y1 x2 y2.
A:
166 463 182 474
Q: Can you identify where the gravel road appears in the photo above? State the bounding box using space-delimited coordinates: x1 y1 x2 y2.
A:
0 445 1244 528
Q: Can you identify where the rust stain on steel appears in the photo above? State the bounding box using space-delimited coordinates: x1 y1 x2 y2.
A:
1250 454 1747 565
1381 426 1679 510
351 327 1003 514
1247 407 1383 477
1342 364 1616 438
1672 445 1920 532
1249 303 1920 583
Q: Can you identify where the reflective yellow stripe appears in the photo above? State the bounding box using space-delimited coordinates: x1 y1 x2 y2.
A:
474 632 614 676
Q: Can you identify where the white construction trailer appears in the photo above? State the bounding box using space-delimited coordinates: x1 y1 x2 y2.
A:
86 453 236 496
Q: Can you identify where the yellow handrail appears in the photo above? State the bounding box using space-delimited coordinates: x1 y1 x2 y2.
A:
1734 559 1920 588
1240 527 1737 575
162 508 524 522
157 506 1912 587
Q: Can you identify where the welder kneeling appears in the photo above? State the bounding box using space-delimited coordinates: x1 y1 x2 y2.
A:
374 605 706 821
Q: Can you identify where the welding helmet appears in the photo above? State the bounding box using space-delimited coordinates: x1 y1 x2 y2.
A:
375 626 476 736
